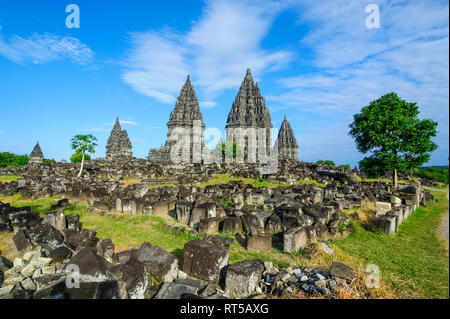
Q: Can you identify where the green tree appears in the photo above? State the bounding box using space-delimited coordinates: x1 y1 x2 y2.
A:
70 152 91 163
349 92 438 188
214 141 241 159
0 152 28 167
70 134 97 177
339 164 351 170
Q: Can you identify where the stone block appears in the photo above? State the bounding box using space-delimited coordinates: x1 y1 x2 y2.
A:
133 242 178 283
225 260 264 298
182 240 229 284
199 217 221 235
283 226 307 252
246 234 272 252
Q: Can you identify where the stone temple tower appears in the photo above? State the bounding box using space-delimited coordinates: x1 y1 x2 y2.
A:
106 117 132 160
226 69 273 162
28 142 44 165
276 115 299 161
148 75 206 162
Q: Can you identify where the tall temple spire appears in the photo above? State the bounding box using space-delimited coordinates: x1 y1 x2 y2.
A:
148 75 206 163
168 75 204 127
29 141 44 165
106 116 132 160
226 68 272 129
277 115 299 161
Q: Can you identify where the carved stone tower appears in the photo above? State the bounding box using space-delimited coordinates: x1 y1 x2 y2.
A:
276 115 299 161
225 69 273 162
148 75 206 162
28 142 44 165
106 117 132 160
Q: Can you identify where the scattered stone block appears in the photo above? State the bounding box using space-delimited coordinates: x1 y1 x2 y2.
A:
225 260 264 298
199 217 221 234
133 242 178 283
12 230 33 253
97 238 115 263
246 234 272 252
283 226 307 252
330 262 355 280
64 247 112 282
28 223 65 251
375 201 392 215
154 282 198 299
0 256 13 272
221 217 242 234
182 240 229 284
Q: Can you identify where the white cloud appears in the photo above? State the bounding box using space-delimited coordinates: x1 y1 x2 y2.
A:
0 130 4 134
200 101 217 109
88 128 109 133
0 32 94 65
270 0 449 165
132 139 145 144
119 120 138 126
121 0 293 105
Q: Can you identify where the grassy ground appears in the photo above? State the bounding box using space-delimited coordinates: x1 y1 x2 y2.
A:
0 189 448 298
196 174 291 188
0 176 23 182
332 190 449 299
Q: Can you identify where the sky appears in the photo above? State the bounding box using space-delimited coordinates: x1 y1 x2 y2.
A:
0 0 448 167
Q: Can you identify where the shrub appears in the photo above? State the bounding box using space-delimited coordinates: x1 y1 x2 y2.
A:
0 152 28 167
70 152 91 163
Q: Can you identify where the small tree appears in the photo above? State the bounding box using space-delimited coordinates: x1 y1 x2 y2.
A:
349 92 438 188
71 134 97 177
214 141 241 160
70 152 91 163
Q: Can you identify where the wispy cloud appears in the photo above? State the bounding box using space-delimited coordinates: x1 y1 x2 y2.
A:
270 1 448 153
121 0 293 106
119 120 138 126
132 139 145 144
101 120 139 127
87 128 109 133
0 130 4 134
0 31 94 65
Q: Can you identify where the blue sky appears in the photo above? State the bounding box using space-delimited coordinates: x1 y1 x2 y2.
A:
0 0 448 167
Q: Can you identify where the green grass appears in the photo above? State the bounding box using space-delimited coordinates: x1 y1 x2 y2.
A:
197 174 291 189
332 191 449 299
148 184 177 189
1 189 448 299
0 176 23 182
297 179 326 187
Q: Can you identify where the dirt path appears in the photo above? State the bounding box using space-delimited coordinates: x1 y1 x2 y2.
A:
424 186 449 249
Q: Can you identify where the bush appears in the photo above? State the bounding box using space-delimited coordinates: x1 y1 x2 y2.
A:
0 152 28 167
414 166 449 184
70 152 91 163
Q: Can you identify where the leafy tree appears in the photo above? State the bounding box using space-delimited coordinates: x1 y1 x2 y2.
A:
339 164 351 170
70 152 91 163
70 134 97 177
43 158 56 163
349 92 438 188
214 141 241 159
0 152 28 167
317 160 335 166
